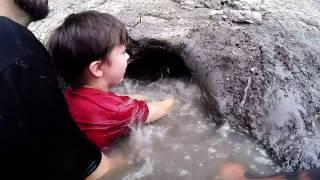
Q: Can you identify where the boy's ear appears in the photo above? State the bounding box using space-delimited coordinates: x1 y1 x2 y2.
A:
88 60 104 77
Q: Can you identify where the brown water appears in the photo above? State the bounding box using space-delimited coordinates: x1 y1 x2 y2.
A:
103 79 281 180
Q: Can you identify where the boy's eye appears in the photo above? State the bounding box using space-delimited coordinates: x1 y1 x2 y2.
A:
121 49 127 55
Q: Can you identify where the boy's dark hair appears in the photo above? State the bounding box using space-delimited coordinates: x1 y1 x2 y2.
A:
47 10 128 87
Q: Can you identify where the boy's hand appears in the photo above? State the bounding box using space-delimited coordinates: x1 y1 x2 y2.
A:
162 97 176 112
218 161 246 180
145 97 176 123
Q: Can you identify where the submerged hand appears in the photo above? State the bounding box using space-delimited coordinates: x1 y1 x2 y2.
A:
218 161 246 180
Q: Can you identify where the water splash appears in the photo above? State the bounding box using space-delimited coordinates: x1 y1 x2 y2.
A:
123 158 154 180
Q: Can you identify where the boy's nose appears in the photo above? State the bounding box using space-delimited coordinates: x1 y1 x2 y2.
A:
127 53 134 64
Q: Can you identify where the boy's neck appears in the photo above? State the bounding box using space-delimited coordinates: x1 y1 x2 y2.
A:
82 83 110 92
81 72 112 92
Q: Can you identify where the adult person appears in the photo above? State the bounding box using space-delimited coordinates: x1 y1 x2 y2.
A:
0 0 117 179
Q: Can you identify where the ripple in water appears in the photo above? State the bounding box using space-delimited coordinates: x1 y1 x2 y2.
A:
102 79 281 180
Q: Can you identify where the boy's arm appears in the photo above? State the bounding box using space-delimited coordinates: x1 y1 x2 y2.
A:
128 94 147 101
145 97 176 123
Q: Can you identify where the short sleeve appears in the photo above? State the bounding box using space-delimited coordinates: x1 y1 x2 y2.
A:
115 95 149 127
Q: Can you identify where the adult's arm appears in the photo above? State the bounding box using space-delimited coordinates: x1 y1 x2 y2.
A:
86 152 127 180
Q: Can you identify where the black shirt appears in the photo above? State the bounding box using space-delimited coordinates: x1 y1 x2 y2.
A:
0 16 101 179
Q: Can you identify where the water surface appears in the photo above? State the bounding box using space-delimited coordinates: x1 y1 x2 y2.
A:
103 79 281 180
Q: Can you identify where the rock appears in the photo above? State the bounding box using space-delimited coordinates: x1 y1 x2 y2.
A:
30 0 320 171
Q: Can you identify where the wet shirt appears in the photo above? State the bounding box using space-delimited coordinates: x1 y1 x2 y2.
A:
64 87 149 149
0 16 101 179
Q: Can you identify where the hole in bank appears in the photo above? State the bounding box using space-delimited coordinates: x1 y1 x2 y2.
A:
105 39 280 179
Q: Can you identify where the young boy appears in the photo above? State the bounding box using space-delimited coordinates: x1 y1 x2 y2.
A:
48 10 175 150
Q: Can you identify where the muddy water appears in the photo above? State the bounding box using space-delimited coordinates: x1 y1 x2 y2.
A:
103 79 281 180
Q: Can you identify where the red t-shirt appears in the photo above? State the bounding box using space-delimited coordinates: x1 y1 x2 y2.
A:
64 87 149 149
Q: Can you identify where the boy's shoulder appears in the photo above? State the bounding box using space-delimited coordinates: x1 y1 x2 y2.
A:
65 87 130 104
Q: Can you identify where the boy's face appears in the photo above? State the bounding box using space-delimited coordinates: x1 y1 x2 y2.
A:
102 45 129 87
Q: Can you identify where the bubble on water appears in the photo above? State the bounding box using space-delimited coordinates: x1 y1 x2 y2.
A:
184 155 191 160
220 123 231 131
208 147 217 153
171 144 180 150
216 153 228 158
192 145 201 152
217 124 230 138
247 149 252 155
209 123 216 128
250 165 257 169
234 144 241 152
178 169 190 177
128 160 134 165
195 124 209 133
275 167 282 173
255 157 274 165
